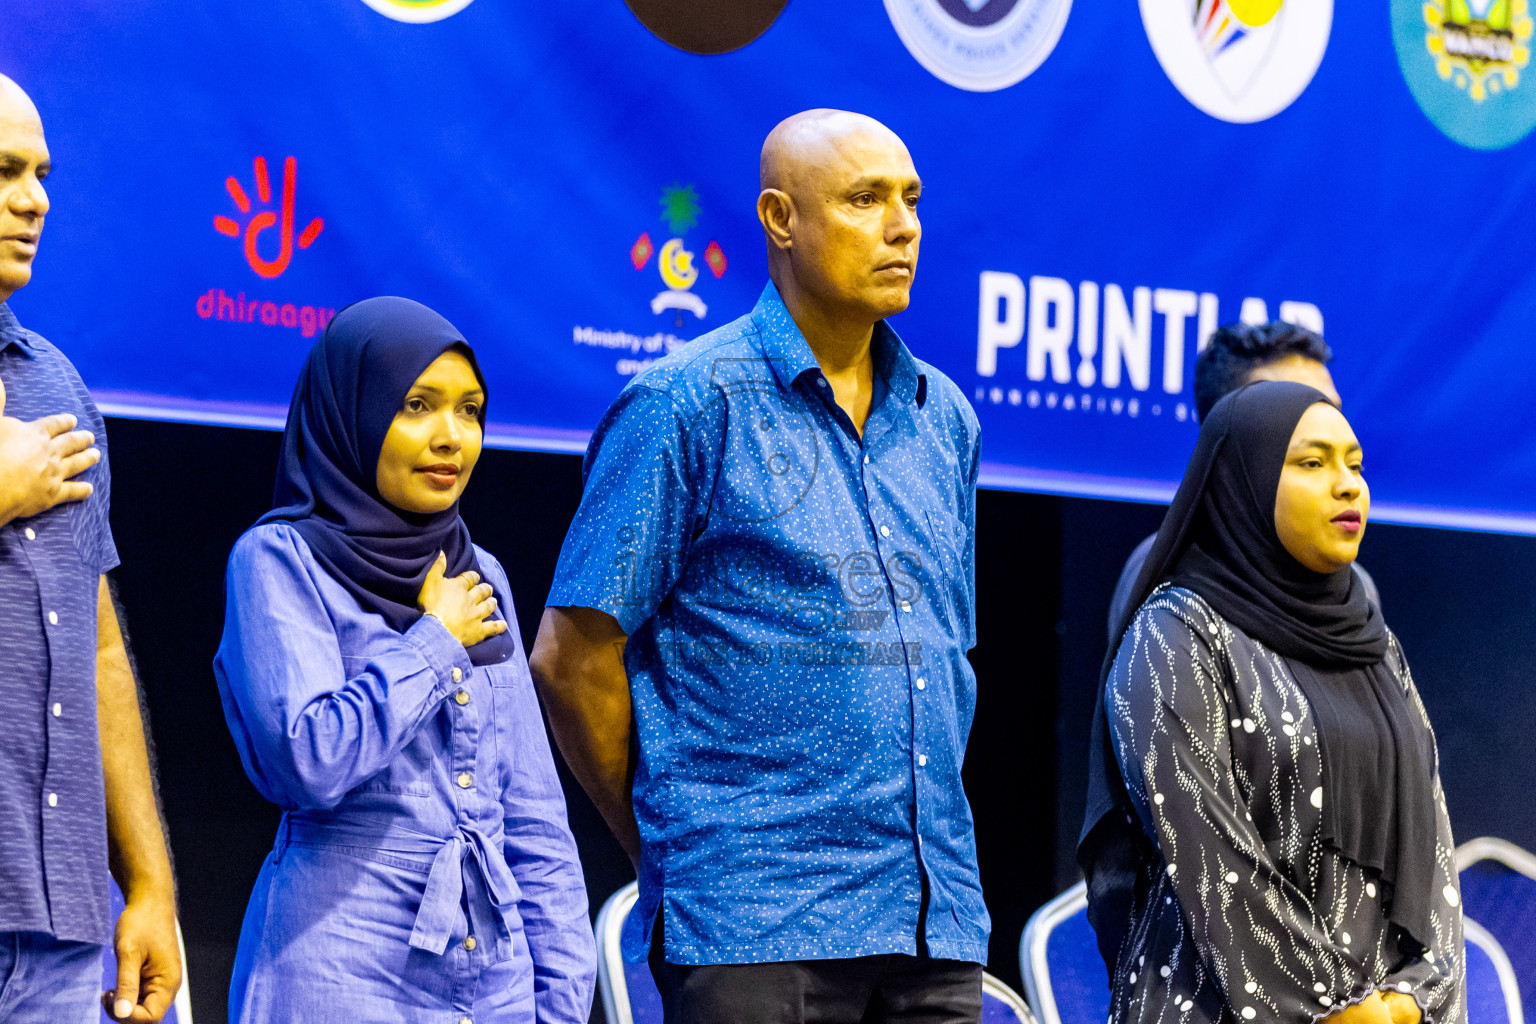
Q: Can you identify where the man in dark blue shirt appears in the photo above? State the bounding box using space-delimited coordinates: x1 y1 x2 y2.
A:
0 73 181 1024
533 110 988 1024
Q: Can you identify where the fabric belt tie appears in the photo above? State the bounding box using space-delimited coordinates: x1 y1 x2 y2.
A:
281 815 520 957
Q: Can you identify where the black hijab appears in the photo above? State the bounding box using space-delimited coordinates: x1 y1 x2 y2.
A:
1080 380 1439 972
258 296 514 666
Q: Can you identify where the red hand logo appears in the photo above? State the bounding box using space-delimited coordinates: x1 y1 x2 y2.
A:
213 156 324 279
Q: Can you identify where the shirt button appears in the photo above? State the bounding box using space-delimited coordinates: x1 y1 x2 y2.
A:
900 600 912 613
47 792 58 807
24 527 36 540
52 703 61 717
816 377 827 388
451 667 463 683
463 935 477 950
460 1018 472 1024
863 454 870 465
880 525 891 538
457 772 473 789
454 689 470 705
918 755 928 767
47 611 58 625
916 678 926 691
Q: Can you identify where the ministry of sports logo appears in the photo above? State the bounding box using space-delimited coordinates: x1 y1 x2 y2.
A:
1140 0 1333 122
572 184 728 378
1392 0 1536 148
630 184 727 326
884 0 1073 92
357 0 475 24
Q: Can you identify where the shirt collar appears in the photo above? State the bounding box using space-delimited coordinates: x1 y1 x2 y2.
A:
749 281 927 407
0 303 40 356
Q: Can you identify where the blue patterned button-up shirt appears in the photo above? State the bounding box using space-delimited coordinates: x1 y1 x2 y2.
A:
548 282 991 966
0 302 118 943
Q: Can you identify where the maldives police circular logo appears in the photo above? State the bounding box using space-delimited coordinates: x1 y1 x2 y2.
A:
357 0 475 23
884 0 1073 93
1139 0 1333 123
1391 0 1536 149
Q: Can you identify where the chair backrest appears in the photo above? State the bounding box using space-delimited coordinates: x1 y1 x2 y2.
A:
1457 837 1536 1020
1020 880 1111 1024
598 881 1037 1024
100 876 194 1024
595 881 663 1024
1465 918 1525 1024
984 971 1041 1024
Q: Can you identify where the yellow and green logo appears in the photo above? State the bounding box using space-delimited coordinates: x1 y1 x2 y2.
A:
1392 0 1536 147
1426 0 1533 101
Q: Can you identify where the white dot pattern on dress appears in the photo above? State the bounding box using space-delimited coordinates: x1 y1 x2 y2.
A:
1100 587 1466 1024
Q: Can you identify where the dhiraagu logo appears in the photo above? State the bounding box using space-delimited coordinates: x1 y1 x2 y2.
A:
1392 0 1536 148
357 0 476 24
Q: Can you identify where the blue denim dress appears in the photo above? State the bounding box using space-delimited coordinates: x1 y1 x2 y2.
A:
214 524 594 1024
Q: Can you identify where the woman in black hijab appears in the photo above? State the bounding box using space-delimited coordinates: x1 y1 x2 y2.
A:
1081 381 1463 1024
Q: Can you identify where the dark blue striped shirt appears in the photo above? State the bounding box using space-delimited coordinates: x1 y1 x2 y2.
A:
0 302 118 943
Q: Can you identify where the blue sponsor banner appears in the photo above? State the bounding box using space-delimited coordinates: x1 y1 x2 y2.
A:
2 0 1534 530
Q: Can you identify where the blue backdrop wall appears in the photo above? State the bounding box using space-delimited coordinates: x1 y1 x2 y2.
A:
5 3 1536 1021
4 0 1536 529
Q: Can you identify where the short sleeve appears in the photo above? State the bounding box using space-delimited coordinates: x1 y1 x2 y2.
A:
64 353 118 576
546 384 696 635
959 416 979 650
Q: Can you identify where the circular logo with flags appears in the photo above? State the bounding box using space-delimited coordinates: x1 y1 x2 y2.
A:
1139 0 1333 123
1390 0 1536 149
884 0 1073 92
357 0 475 24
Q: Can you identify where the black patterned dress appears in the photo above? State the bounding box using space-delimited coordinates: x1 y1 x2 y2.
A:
1104 586 1465 1024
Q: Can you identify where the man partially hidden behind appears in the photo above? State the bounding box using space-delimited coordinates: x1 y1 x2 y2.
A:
532 110 989 1023
1106 321 1380 638
0 75 181 1022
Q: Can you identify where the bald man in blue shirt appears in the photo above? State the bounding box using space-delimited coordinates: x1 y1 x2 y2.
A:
533 110 989 1024
0 74 181 1024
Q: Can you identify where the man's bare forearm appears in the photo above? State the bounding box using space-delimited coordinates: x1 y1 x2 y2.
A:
530 606 640 863
95 577 175 903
